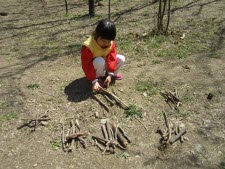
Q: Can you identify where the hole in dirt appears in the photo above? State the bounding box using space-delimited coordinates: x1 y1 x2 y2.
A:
64 77 92 102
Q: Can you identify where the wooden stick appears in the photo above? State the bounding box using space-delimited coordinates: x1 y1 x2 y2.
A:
21 118 51 121
78 137 87 149
92 94 109 112
118 126 131 143
105 121 112 140
110 129 115 141
169 129 187 144
66 132 88 140
101 124 109 140
61 123 66 151
65 129 71 148
136 118 148 131
70 120 76 148
94 139 104 151
111 123 128 148
103 95 114 106
75 119 80 131
163 112 171 142
34 114 38 131
92 136 109 144
99 87 129 110
177 126 184 143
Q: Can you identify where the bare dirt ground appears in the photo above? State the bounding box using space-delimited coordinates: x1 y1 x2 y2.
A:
0 0 224 169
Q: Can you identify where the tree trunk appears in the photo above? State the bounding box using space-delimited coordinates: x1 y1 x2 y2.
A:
89 0 95 16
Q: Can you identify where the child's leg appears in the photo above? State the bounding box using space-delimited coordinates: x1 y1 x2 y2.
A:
93 57 106 77
114 54 125 76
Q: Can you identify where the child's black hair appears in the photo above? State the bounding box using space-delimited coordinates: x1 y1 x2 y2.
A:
95 19 116 40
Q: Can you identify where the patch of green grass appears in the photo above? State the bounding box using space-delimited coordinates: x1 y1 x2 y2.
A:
176 111 190 118
124 104 142 119
67 44 80 49
196 128 207 137
155 46 188 59
152 59 162 64
51 140 61 150
0 101 10 109
0 80 5 87
181 95 194 102
136 81 158 96
220 162 225 169
27 83 40 89
64 12 74 19
120 151 129 159
0 112 18 122
117 36 133 52
11 47 19 52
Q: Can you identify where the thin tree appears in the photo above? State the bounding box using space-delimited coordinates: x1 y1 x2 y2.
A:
156 0 171 34
65 0 68 14
108 0 111 20
89 0 95 16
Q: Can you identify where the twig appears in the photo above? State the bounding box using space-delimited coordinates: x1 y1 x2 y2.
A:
118 126 131 143
163 112 171 143
78 137 87 148
101 124 109 140
177 126 184 143
99 87 129 110
66 132 88 140
94 139 104 151
61 123 66 151
106 121 112 140
75 119 80 131
92 94 109 112
17 115 50 130
34 114 38 131
169 129 187 144
111 123 128 148
70 120 76 149
103 95 114 106
135 118 148 131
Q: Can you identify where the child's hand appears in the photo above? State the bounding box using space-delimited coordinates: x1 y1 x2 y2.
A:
104 75 112 88
92 81 101 91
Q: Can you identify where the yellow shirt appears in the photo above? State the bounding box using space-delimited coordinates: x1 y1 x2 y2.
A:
83 36 112 59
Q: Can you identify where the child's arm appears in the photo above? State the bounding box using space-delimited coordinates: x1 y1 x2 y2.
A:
81 46 97 83
104 42 117 88
105 41 117 75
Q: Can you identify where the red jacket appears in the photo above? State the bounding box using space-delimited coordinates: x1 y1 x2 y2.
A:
81 41 117 82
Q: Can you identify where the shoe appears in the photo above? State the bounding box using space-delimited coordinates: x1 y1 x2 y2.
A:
113 74 122 80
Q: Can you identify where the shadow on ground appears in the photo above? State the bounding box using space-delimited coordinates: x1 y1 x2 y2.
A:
64 77 92 102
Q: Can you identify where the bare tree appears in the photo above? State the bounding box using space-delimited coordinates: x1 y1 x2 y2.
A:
155 0 171 34
89 0 95 16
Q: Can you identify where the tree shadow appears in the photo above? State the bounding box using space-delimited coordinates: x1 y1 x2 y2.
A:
171 0 222 14
64 77 92 102
112 2 153 23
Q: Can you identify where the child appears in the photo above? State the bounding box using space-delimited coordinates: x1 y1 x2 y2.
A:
81 19 125 91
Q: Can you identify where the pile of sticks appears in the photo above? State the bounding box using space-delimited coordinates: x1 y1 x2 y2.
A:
160 88 182 110
92 87 129 112
61 119 88 152
17 115 50 131
92 121 131 154
156 112 187 149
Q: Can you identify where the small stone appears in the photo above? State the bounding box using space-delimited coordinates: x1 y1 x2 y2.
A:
95 112 99 118
101 118 109 124
33 164 37 167
143 92 148 97
40 121 48 126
